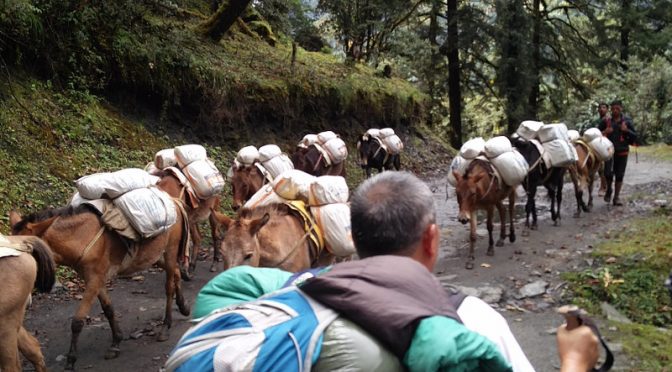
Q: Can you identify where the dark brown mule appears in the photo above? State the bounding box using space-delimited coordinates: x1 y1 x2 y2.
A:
291 145 346 177
230 165 267 211
211 204 335 272
357 133 401 178
568 141 602 217
156 170 222 273
453 159 517 269
10 203 190 371
0 236 55 372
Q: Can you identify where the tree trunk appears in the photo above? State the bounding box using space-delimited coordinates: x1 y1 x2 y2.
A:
620 0 631 70
527 0 540 119
197 0 252 41
446 0 462 148
427 0 440 104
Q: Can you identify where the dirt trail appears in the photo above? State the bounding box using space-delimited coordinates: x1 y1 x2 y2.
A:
23 154 672 371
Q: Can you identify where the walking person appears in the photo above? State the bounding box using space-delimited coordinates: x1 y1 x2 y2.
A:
591 102 610 196
599 100 637 206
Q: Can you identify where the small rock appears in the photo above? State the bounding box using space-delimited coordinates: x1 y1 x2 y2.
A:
600 302 632 323
608 343 623 353
476 229 488 237
74 294 83 300
608 326 618 332
517 280 548 299
545 327 557 335
132 275 145 281
585 258 594 266
152 356 162 361
531 270 542 277
130 330 144 340
606 257 617 264
479 286 504 304
55 354 67 362
83 365 93 369
480 263 491 268
654 199 668 207
544 267 552 273
139 306 147 312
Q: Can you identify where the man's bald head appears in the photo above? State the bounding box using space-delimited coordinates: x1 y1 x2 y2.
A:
350 172 436 258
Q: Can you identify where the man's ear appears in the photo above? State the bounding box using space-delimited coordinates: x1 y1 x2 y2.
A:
422 223 440 261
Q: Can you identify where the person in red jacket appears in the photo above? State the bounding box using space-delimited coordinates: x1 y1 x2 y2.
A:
599 100 637 206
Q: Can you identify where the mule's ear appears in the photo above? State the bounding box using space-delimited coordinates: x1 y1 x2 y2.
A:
211 210 233 231
452 171 462 183
250 213 270 235
8 210 22 227
25 217 58 237
472 172 485 184
357 140 361 150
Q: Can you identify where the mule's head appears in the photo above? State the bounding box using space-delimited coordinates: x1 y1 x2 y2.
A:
8 210 56 237
215 211 270 270
453 169 486 224
357 134 372 168
230 166 264 211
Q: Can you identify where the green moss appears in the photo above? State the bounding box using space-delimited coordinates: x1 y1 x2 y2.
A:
636 144 672 162
603 322 672 370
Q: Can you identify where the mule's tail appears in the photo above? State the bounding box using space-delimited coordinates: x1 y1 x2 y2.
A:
30 238 56 293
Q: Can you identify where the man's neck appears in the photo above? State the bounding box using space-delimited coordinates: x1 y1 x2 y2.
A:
613 114 622 121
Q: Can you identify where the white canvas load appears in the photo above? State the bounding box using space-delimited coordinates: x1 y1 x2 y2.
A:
459 137 486 159
323 137 348 164
490 150 529 186
583 127 602 142
317 131 338 144
484 136 513 159
155 149 178 169
538 123 569 143
589 137 615 161
311 203 356 257
298 134 318 149
542 139 577 167
243 184 289 209
382 134 404 155
258 144 282 162
516 120 544 140
272 169 316 201
379 128 395 138
447 155 472 187
261 154 294 180
365 128 380 138
175 144 207 168
309 176 349 206
236 146 260 167
76 168 160 200
113 187 177 239
182 159 225 199
145 162 160 176
567 129 581 143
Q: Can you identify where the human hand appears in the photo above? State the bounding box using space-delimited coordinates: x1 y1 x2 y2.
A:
557 324 599 372
604 125 613 135
620 122 628 132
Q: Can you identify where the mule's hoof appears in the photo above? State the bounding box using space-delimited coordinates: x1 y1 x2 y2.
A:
487 249 495 256
495 240 504 247
509 234 516 243
104 347 121 360
554 220 561 227
157 327 170 342
465 261 474 270
209 263 218 272
573 212 581 218
179 303 191 317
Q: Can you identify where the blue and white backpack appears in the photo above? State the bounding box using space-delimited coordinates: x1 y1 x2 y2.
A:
165 287 339 372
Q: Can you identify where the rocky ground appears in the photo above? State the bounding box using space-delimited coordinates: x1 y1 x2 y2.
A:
22 153 672 371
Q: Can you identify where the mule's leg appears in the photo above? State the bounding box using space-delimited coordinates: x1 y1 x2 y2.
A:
486 207 496 256
209 212 222 272
18 326 46 372
394 155 401 170
466 211 477 270
522 185 531 237
554 178 564 226
97 288 123 359
173 266 190 317
569 167 584 217
508 193 516 243
496 202 506 247
0 324 21 372
587 173 595 210
66 274 104 370
157 247 182 342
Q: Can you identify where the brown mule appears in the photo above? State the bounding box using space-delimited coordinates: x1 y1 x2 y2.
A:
568 141 602 217
453 159 517 269
0 236 55 372
156 170 223 273
211 204 335 272
291 145 347 177
229 165 268 211
10 203 190 371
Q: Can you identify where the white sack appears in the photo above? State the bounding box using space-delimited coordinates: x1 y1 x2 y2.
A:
516 120 544 141
76 168 160 200
236 146 259 166
382 134 404 155
366 128 380 138
175 144 207 168
484 136 513 159
145 162 161 176
542 139 577 167
272 169 316 201
379 128 395 138
447 155 472 187
183 159 225 199
311 203 356 257
567 129 581 143
323 137 348 164
317 131 338 144
155 149 177 169
490 150 529 186
113 187 177 238
583 127 602 142
589 137 614 161
243 184 289 209
538 123 569 143
299 134 318 149
459 137 486 159
258 144 282 163
261 154 294 179
309 176 349 206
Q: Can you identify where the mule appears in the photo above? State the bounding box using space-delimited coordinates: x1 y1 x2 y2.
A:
357 133 400 178
10 203 190 371
453 159 516 269
0 235 55 372
156 170 222 273
229 165 267 211
568 140 602 217
291 145 346 177
510 137 567 235
211 204 335 272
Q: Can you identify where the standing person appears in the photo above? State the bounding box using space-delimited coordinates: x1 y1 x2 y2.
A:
599 100 637 206
592 102 610 196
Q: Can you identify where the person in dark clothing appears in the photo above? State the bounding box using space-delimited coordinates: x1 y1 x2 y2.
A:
599 100 637 206
592 102 610 196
